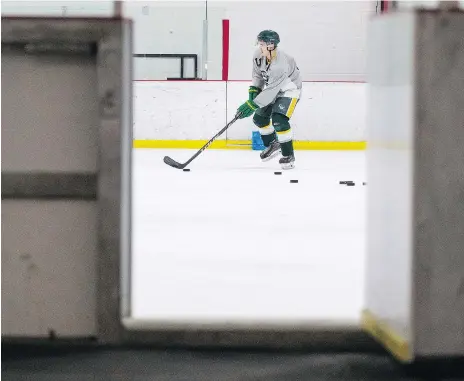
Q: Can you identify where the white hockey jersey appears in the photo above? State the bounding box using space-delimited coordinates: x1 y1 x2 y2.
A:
251 48 302 108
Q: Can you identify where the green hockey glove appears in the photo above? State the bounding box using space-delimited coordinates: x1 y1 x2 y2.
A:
248 86 262 101
237 100 259 119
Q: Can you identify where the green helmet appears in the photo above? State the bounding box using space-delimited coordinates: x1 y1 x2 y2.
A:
257 30 280 47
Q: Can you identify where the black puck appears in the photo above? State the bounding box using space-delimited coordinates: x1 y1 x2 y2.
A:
290 179 298 183
274 171 282 175
183 168 190 172
363 182 367 185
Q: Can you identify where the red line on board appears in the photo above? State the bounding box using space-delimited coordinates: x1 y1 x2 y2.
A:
222 19 230 81
381 0 389 12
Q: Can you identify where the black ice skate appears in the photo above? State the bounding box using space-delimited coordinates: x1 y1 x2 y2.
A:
279 154 295 170
260 140 281 162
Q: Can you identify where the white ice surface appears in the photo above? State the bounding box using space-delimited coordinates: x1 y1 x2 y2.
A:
131 149 366 327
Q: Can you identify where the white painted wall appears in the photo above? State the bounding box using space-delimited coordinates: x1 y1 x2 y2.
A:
1 0 375 81
133 81 366 141
123 1 206 79
122 1 375 80
1 0 114 16
223 1 375 81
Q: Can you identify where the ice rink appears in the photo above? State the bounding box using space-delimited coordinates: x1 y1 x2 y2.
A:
131 148 366 327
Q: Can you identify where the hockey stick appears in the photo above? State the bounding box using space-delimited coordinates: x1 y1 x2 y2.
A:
163 114 240 169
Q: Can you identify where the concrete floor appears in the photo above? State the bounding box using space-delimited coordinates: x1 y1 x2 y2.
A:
3 345 464 381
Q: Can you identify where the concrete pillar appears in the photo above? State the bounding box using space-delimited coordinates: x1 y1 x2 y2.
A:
363 9 464 362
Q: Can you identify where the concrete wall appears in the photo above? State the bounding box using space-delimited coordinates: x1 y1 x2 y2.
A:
1 47 99 336
1 18 132 342
413 10 464 357
364 10 464 361
1 50 99 172
364 11 416 359
2 201 98 336
394 1 464 10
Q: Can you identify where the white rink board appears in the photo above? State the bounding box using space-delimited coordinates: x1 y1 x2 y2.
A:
225 81 366 141
294 83 366 141
223 81 257 141
134 81 227 140
133 81 366 141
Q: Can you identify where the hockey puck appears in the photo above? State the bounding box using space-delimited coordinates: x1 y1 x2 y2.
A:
290 179 298 183
183 168 190 172
363 182 367 185
274 171 282 175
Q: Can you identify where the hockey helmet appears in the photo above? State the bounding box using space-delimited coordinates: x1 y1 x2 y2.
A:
257 30 280 48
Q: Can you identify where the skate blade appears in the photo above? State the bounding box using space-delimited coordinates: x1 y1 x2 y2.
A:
261 150 281 162
281 162 295 170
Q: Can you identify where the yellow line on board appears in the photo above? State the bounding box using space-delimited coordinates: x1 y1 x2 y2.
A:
294 141 365 150
133 140 366 150
133 139 249 150
361 309 413 363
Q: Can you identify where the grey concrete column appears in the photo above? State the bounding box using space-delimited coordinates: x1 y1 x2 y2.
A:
363 9 464 362
1 18 133 344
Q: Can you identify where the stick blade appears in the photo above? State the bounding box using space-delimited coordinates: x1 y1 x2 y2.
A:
163 156 185 169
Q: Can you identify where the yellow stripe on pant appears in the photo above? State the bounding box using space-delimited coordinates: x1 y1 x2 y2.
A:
286 98 298 118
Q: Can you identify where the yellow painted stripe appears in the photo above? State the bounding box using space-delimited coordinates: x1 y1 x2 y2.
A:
133 139 251 150
286 98 298 118
361 309 413 363
294 141 366 150
133 140 366 150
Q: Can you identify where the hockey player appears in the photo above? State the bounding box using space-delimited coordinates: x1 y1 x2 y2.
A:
236 30 302 169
